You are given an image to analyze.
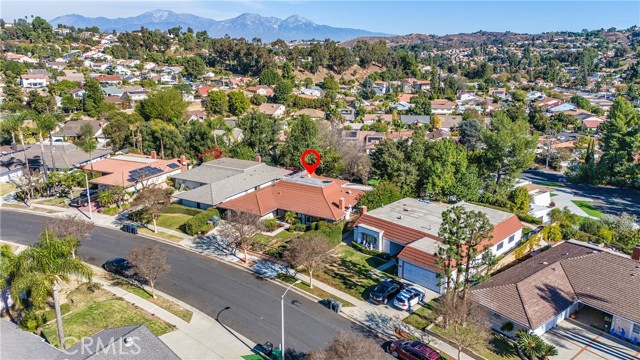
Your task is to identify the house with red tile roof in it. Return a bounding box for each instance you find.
[217,173,371,224]
[196,86,214,96]
[82,153,188,191]
[95,75,122,84]
[354,198,523,293]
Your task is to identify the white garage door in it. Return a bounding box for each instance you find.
[402,261,440,292]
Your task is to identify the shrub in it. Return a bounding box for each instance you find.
[129,209,151,224]
[162,204,202,216]
[265,244,287,259]
[263,218,279,232]
[500,322,514,332]
[517,213,542,225]
[579,218,605,236]
[182,208,220,235]
[352,242,391,260]
[293,223,307,232]
[317,221,344,246]
[19,309,46,331]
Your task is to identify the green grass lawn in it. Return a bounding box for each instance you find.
[276,273,354,307]
[550,192,558,197]
[42,284,175,348]
[156,213,193,232]
[35,197,68,207]
[252,230,299,247]
[571,200,603,218]
[114,281,193,323]
[314,245,387,301]
[138,227,183,242]
[0,183,16,196]
[429,325,519,360]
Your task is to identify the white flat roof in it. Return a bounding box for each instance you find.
[365,198,513,237]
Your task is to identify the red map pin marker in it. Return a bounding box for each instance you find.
[300,149,321,175]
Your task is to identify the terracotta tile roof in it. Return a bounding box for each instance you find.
[471,241,640,329]
[218,174,366,221]
[357,214,434,245]
[197,86,213,96]
[83,154,186,187]
[582,119,604,129]
[96,75,122,82]
[20,74,48,79]
[398,244,440,271]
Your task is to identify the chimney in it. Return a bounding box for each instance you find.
[99,120,104,129]
[255,155,262,163]
[150,150,157,159]
[179,154,187,166]
[360,205,367,215]
[339,198,345,211]
[632,246,640,261]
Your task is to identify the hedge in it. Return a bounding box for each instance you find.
[182,208,220,235]
[162,204,202,216]
[517,213,542,225]
[351,242,391,260]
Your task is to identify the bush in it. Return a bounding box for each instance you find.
[517,213,542,225]
[293,223,307,232]
[129,209,151,224]
[182,208,220,235]
[263,218,279,232]
[162,204,202,216]
[19,309,46,331]
[352,242,391,260]
[317,221,344,246]
[579,218,605,236]
[500,322,514,332]
[265,244,287,259]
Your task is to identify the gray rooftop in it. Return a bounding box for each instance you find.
[0,143,111,171]
[0,319,62,360]
[172,158,291,206]
[58,324,179,360]
[365,198,513,237]
[53,120,103,138]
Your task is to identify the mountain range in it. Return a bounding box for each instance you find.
[49,10,390,42]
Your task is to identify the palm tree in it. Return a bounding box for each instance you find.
[34,113,58,183]
[284,211,298,225]
[516,330,543,360]
[4,113,31,177]
[77,123,97,177]
[0,232,92,350]
[538,343,558,360]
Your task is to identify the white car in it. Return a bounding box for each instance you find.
[558,136,566,141]
[393,287,426,311]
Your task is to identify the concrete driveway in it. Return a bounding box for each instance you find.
[542,321,640,360]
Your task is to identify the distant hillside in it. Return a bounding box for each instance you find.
[50,9,391,42]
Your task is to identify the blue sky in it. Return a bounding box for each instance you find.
[2,1,639,35]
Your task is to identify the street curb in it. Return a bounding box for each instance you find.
[0,207,385,333]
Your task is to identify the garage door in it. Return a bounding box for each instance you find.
[402,261,440,292]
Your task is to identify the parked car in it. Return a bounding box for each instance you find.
[69,196,89,207]
[369,280,407,304]
[389,339,441,360]
[393,287,426,311]
[102,258,132,276]
[557,136,566,141]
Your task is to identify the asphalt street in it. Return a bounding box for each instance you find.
[522,170,640,219]
[0,209,374,354]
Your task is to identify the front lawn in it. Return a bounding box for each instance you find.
[156,213,193,231]
[0,183,16,196]
[115,281,193,322]
[276,273,354,307]
[41,283,175,348]
[533,180,566,188]
[430,325,519,360]
[314,245,388,301]
[403,299,436,330]
[571,200,603,218]
[252,230,299,247]
[139,227,183,242]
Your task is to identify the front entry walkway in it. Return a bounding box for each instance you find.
[542,320,640,360]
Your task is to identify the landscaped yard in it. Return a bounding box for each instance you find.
[276,273,354,307]
[114,280,193,322]
[314,245,389,301]
[42,283,175,348]
[0,183,16,196]
[156,213,193,231]
[571,200,603,218]
[430,325,519,360]
[533,180,566,188]
[34,197,69,207]
[252,229,299,248]
[139,227,183,242]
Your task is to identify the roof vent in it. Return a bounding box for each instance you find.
[397,215,404,220]
[124,337,134,347]
[542,261,548,265]
[403,208,410,212]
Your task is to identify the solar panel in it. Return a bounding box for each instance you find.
[127,166,163,182]
[167,163,180,169]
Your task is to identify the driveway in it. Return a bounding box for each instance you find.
[542,321,640,360]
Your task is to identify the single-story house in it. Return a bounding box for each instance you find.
[0,155,26,183]
[363,114,393,124]
[57,70,85,84]
[52,120,107,144]
[217,173,370,223]
[437,115,463,131]
[400,115,430,126]
[0,319,61,360]
[293,108,325,120]
[171,157,290,210]
[354,198,523,293]
[95,75,122,85]
[3,143,111,173]
[257,103,286,118]
[83,153,188,191]
[471,241,640,342]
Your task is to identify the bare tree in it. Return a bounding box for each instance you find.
[284,233,333,289]
[132,186,171,233]
[42,215,94,258]
[307,331,388,360]
[434,294,490,360]
[10,173,39,206]
[218,210,263,264]
[128,245,170,298]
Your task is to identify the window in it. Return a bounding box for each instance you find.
[508,234,515,243]
[633,323,640,334]
[497,241,504,251]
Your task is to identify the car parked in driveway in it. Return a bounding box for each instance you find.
[369,279,407,304]
[389,339,441,360]
[80,189,98,197]
[69,196,89,207]
[393,287,426,311]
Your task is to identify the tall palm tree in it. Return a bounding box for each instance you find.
[0,232,92,349]
[77,123,97,177]
[516,330,543,360]
[34,113,58,183]
[3,113,31,177]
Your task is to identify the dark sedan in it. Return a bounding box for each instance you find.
[369,280,407,305]
[102,257,132,276]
